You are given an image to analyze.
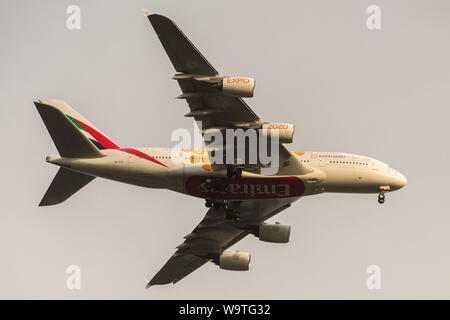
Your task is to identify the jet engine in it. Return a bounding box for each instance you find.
[258,222,291,243]
[261,123,295,143]
[221,77,255,97]
[219,250,251,271]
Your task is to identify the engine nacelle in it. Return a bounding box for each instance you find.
[261,123,295,144]
[258,222,291,243]
[219,250,251,271]
[222,77,255,97]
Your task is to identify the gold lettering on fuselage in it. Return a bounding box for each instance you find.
[198,181,292,198]
[277,184,290,197]
[230,183,241,193]
[256,184,275,195]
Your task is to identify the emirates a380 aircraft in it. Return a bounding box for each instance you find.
[35,12,406,286]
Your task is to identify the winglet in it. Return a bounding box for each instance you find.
[141,9,153,16]
[145,278,153,289]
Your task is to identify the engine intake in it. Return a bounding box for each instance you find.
[258,222,291,243]
[219,250,251,271]
[261,123,295,144]
[221,77,255,97]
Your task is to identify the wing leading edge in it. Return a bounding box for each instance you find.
[145,12,217,76]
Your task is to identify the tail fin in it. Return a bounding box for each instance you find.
[35,99,119,205]
[39,168,95,206]
[34,99,119,158]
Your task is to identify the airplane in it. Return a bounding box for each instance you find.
[34,11,407,287]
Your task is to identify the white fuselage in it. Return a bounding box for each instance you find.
[46,148,407,201]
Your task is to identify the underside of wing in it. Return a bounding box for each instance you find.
[147,254,209,287]
[147,199,294,287]
[145,12,261,129]
[145,12,312,176]
[145,12,217,75]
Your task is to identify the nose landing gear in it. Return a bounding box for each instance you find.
[378,186,390,204]
[378,191,385,204]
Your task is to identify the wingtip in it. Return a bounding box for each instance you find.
[141,9,153,16]
[145,279,153,288]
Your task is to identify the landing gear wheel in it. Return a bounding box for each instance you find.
[378,190,385,204]
[205,195,213,208]
[205,178,213,191]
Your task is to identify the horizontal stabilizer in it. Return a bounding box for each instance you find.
[39,168,95,206]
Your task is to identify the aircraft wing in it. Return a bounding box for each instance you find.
[145,12,311,175]
[144,11,261,130]
[147,198,294,287]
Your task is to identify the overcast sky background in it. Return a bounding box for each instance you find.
[1,0,450,299]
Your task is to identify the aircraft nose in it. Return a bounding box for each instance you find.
[389,168,407,190]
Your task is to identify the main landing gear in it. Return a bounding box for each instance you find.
[205,195,229,208]
[204,177,230,209]
[205,177,229,193]
[205,198,241,221]
[204,168,244,221]
[203,177,242,221]
[378,186,390,204]
[227,166,243,179]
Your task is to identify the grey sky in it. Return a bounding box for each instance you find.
[1,0,450,299]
